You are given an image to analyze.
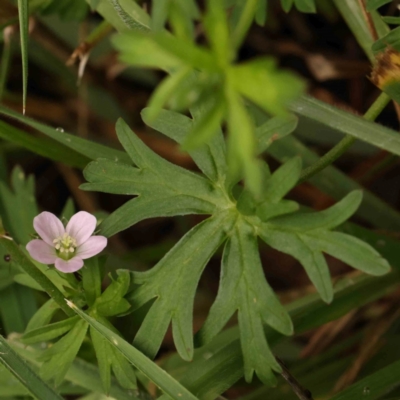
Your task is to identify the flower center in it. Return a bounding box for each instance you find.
[53,233,77,260]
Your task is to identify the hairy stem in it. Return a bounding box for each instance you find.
[299,92,391,183]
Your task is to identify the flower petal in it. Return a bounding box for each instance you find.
[77,236,107,259]
[33,212,65,246]
[66,211,97,245]
[55,257,84,273]
[26,239,57,264]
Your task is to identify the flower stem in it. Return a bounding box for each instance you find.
[299,92,391,183]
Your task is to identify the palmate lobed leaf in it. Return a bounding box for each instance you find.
[82,110,391,385]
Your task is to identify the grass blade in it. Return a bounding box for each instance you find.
[67,301,198,400]
[10,339,139,400]
[17,0,28,114]
[0,120,88,168]
[331,359,400,400]
[290,95,400,158]
[0,106,129,163]
[0,334,63,400]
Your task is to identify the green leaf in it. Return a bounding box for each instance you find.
[17,0,28,114]
[26,299,59,331]
[146,66,193,120]
[98,195,215,238]
[231,58,305,115]
[302,230,391,276]
[141,107,227,184]
[108,0,150,31]
[95,270,131,317]
[40,319,88,386]
[270,190,363,230]
[196,219,292,385]
[281,0,294,12]
[167,269,400,400]
[372,26,400,54]
[260,228,334,302]
[114,118,219,199]
[267,129,400,230]
[112,30,181,70]
[182,95,226,150]
[0,166,38,245]
[67,302,199,400]
[60,198,75,221]
[0,283,37,334]
[129,212,235,361]
[151,0,171,31]
[255,114,298,154]
[204,0,232,66]
[261,192,391,302]
[22,316,79,345]
[331,359,400,400]
[0,335,64,400]
[11,338,138,400]
[81,257,103,307]
[0,106,129,164]
[256,200,299,221]
[294,0,316,13]
[366,0,391,11]
[255,0,268,25]
[82,118,225,236]
[262,156,302,203]
[225,85,261,194]
[91,325,137,393]
[382,17,400,25]
[91,326,112,394]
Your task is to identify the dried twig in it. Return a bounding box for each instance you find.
[276,357,314,400]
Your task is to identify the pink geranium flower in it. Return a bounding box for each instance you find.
[26,211,107,273]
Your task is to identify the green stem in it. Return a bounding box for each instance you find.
[232,0,259,49]
[299,92,391,183]
[86,20,114,47]
[0,237,75,318]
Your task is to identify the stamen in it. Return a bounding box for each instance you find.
[53,233,77,258]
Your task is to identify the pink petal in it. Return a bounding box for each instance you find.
[55,257,84,273]
[66,211,97,246]
[77,236,107,259]
[33,212,65,246]
[26,239,57,265]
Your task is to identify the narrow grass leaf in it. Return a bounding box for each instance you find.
[0,106,129,163]
[68,302,199,400]
[331,359,400,400]
[290,95,400,157]
[0,335,64,400]
[17,0,28,114]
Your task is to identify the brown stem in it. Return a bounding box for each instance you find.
[276,357,314,400]
[358,0,378,41]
